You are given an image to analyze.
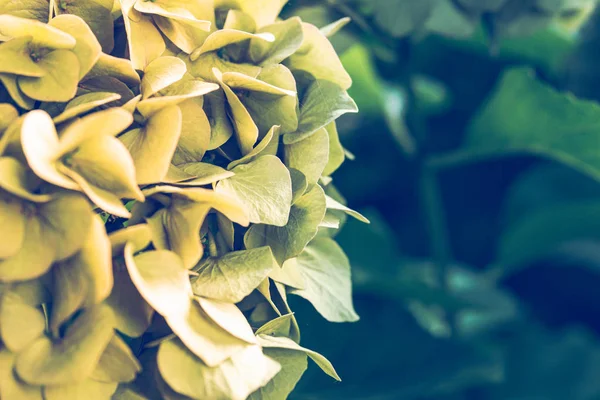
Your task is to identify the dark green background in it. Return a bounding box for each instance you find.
[281,1,600,399]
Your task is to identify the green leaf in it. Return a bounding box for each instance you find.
[284,126,329,185]
[497,199,600,272]
[192,247,278,303]
[289,238,359,323]
[257,334,340,381]
[434,68,600,181]
[283,79,357,144]
[248,348,308,400]
[245,184,326,265]
[15,305,115,385]
[371,0,435,37]
[216,155,293,226]
[157,339,281,400]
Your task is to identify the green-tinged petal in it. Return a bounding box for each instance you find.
[269,257,305,289]
[228,125,277,169]
[0,14,76,49]
[168,162,233,186]
[0,103,18,133]
[204,90,234,150]
[44,379,117,400]
[50,215,112,334]
[0,73,35,109]
[289,238,359,322]
[284,127,329,185]
[0,37,45,77]
[226,0,288,28]
[325,194,369,223]
[91,335,142,383]
[192,247,277,303]
[58,108,133,154]
[16,305,115,385]
[320,17,351,37]
[0,0,49,22]
[42,192,94,260]
[140,56,187,99]
[322,121,344,176]
[245,184,326,265]
[0,291,45,352]
[49,14,102,79]
[285,22,351,90]
[85,52,141,86]
[171,98,211,166]
[196,297,257,344]
[18,50,80,102]
[243,64,298,134]
[0,350,42,400]
[120,105,182,184]
[216,155,292,226]
[222,71,296,96]
[147,199,210,269]
[120,0,165,70]
[125,246,192,317]
[190,30,274,60]
[69,134,143,200]
[284,79,357,144]
[61,167,133,218]
[249,17,303,66]
[137,80,218,118]
[105,258,154,338]
[289,168,307,205]
[248,348,307,400]
[0,215,56,281]
[53,92,121,124]
[257,334,340,381]
[158,339,281,400]
[213,67,258,155]
[78,76,136,107]
[167,299,250,367]
[0,195,25,259]
[133,0,212,54]
[21,110,78,190]
[54,0,115,53]
[189,51,262,82]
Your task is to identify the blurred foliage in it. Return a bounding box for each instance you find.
[280,0,600,399]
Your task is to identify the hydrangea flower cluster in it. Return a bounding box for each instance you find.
[0,1,367,398]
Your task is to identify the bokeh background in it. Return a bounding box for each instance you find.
[280,1,600,399]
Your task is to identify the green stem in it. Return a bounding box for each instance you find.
[420,165,455,334]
